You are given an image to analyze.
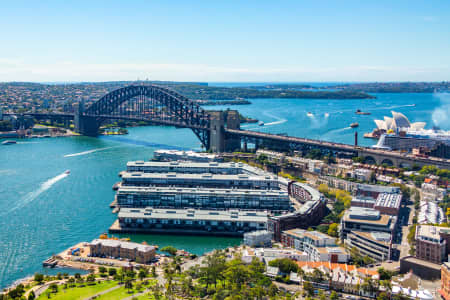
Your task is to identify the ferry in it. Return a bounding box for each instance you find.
[64,170,70,174]
[355,109,371,115]
[2,140,17,145]
[350,122,359,128]
[258,121,264,126]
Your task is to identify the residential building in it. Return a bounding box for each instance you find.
[345,231,392,261]
[281,228,349,263]
[415,225,448,264]
[243,230,272,247]
[288,182,324,203]
[440,262,450,300]
[340,207,397,239]
[89,239,156,263]
[268,199,326,241]
[418,201,445,224]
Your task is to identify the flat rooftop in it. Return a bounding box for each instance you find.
[121,172,278,181]
[117,186,288,197]
[344,208,393,226]
[350,230,391,246]
[357,184,400,194]
[416,225,446,242]
[375,193,402,209]
[127,161,266,174]
[283,228,335,242]
[90,239,156,252]
[118,207,268,223]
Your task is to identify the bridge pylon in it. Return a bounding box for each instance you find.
[208,110,241,153]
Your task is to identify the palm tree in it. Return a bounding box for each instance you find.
[124,277,133,294]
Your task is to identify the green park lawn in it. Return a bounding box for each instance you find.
[96,279,157,300]
[36,280,117,300]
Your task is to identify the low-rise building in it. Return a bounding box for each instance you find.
[373,192,402,216]
[340,207,397,240]
[89,239,156,263]
[243,230,272,247]
[345,231,392,261]
[281,228,349,263]
[418,201,445,224]
[440,262,450,300]
[415,225,449,264]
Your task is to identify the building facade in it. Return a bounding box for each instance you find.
[116,186,290,211]
[415,225,448,264]
[89,239,156,263]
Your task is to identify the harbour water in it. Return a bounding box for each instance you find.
[0,92,448,288]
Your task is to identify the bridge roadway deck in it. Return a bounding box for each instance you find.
[226,129,450,168]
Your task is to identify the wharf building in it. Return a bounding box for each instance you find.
[116,186,290,212]
[89,239,156,264]
[280,229,349,263]
[153,149,222,162]
[415,225,450,264]
[110,207,268,236]
[126,161,267,176]
[120,172,280,190]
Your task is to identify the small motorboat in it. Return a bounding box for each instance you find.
[64,170,70,174]
[258,121,264,126]
[307,112,314,117]
[355,109,371,115]
[350,122,359,128]
[2,140,17,145]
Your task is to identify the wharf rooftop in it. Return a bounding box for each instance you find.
[126,160,269,176]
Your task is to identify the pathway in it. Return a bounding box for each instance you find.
[83,284,121,300]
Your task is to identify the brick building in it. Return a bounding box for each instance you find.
[89,239,156,264]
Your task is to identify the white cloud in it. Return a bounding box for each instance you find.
[0,59,448,82]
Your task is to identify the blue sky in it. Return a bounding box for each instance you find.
[0,0,449,82]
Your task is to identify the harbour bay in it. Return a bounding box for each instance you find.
[0,92,447,289]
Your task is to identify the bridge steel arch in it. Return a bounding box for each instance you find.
[77,85,211,148]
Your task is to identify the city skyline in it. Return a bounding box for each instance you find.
[0,0,449,82]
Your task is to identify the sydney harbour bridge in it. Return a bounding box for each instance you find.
[6,84,449,168]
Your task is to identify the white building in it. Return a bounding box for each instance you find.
[243,230,272,247]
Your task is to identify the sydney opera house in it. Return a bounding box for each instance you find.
[371,111,450,158]
[374,111,427,133]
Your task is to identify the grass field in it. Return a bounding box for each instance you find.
[36,280,117,300]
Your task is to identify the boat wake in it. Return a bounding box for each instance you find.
[262,112,287,127]
[5,172,69,215]
[64,146,115,157]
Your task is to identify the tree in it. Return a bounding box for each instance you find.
[125,278,133,293]
[49,283,58,293]
[74,273,81,279]
[327,223,339,237]
[99,266,106,274]
[330,290,339,300]
[68,277,75,286]
[303,281,314,296]
[34,273,44,284]
[268,258,298,274]
[138,268,148,281]
[161,245,178,256]
[377,292,389,300]
[86,274,96,283]
[28,290,36,300]
[151,265,157,277]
